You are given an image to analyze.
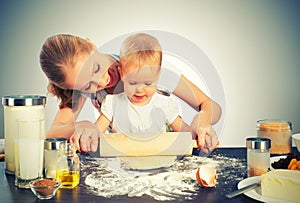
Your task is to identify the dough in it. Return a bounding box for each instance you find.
[120,156,177,170]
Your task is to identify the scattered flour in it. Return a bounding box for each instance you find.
[81,153,246,201]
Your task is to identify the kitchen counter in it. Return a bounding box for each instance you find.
[0,148,297,203]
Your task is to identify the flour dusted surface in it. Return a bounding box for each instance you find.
[81,153,246,201]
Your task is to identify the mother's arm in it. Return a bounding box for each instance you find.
[46,107,78,139]
[172,75,222,152]
[46,97,100,152]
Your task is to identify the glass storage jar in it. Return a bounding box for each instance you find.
[257,119,292,154]
[246,137,271,177]
[2,95,46,174]
[44,138,67,178]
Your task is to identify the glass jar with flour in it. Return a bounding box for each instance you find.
[2,95,46,174]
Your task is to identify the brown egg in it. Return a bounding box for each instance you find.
[196,165,217,187]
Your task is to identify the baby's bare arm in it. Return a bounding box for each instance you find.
[95,114,111,133]
[170,116,192,133]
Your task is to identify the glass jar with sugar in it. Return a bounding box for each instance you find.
[257,119,292,154]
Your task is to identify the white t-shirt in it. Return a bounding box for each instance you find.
[100,92,182,134]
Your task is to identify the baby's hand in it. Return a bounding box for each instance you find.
[69,121,101,153]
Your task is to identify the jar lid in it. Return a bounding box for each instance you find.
[246,137,271,150]
[44,138,68,150]
[2,95,46,106]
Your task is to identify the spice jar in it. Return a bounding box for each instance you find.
[56,143,80,189]
[44,138,67,178]
[246,137,271,177]
[2,95,46,174]
[257,119,292,154]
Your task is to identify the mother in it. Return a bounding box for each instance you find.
[40,33,222,153]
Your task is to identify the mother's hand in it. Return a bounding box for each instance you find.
[191,113,219,153]
[69,121,101,153]
[202,128,219,153]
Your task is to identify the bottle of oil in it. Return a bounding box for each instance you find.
[56,142,80,189]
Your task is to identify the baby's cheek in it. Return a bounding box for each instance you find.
[145,86,157,96]
[124,85,134,93]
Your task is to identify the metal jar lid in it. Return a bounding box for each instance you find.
[44,138,68,150]
[2,95,46,106]
[246,137,271,150]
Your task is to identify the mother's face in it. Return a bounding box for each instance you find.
[64,51,120,93]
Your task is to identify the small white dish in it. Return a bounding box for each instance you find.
[292,133,300,152]
[270,155,287,170]
[238,176,293,203]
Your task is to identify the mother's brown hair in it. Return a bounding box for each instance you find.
[40,34,95,109]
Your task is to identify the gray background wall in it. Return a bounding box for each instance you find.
[0,0,299,147]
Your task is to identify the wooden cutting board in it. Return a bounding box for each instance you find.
[99,132,194,157]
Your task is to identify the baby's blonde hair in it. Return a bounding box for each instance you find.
[120,33,162,70]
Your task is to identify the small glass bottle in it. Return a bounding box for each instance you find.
[44,138,67,178]
[56,143,80,189]
[246,137,271,177]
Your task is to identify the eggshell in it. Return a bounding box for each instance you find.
[196,165,217,187]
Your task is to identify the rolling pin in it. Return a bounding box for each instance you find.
[100,132,194,157]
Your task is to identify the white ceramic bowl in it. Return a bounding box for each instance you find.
[292,133,300,152]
